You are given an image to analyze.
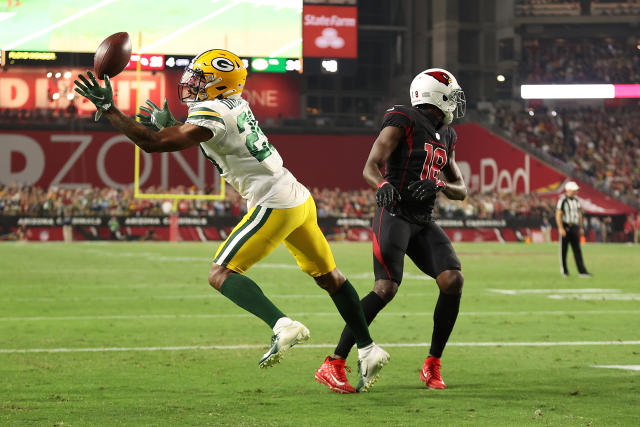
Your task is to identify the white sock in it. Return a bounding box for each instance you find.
[357,342,375,359]
[273,317,293,334]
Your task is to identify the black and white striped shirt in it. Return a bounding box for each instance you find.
[556,195,581,225]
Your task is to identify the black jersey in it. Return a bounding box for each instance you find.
[380,105,457,224]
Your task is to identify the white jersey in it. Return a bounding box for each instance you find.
[186,96,309,209]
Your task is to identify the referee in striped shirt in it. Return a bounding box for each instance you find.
[555,181,591,277]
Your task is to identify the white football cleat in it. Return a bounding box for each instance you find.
[258,320,310,368]
[356,344,390,392]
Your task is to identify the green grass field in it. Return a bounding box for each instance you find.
[1,242,639,426]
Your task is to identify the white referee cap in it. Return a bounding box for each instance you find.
[565,181,579,191]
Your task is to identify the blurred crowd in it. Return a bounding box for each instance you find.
[436,191,556,220]
[521,37,640,83]
[0,184,244,218]
[494,105,640,206]
[0,104,79,125]
[516,0,640,17]
[0,183,556,221]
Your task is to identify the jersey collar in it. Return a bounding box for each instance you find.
[416,106,444,130]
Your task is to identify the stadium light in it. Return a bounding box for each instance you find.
[497,74,506,82]
[46,72,53,78]
[63,71,72,78]
[52,92,60,100]
[67,93,74,100]
[521,84,640,99]
[321,59,338,73]
[521,84,614,99]
[54,72,61,78]
[251,58,269,71]
[614,84,640,98]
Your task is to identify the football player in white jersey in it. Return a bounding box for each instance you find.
[74,49,388,392]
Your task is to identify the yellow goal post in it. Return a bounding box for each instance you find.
[130,32,225,241]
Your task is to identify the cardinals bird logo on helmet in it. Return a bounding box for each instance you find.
[410,68,465,125]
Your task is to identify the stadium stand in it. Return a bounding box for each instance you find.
[0,183,559,222]
[493,106,640,208]
[521,38,640,83]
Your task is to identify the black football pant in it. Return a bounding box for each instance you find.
[560,223,588,275]
[333,208,461,359]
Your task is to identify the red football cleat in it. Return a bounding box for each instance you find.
[315,356,356,394]
[420,356,446,389]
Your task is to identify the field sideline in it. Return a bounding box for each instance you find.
[1,242,639,425]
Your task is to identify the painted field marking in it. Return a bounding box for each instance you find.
[74,249,430,279]
[592,365,640,371]
[489,288,639,300]
[1,291,441,302]
[489,289,620,295]
[1,310,639,322]
[139,1,242,53]
[1,341,639,354]
[2,0,117,50]
[549,294,640,301]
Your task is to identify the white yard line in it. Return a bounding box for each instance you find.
[269,37,302,57]
[489,289,620,295]
[549,294,640,301]
[1,340,639,354]
[1,310,638,322]
[592,365,640,371]
[139,1,242,53]
[0,12,16,24]
[2,0,118,50]
[2,292,443,302]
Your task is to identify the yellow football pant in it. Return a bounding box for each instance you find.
[213,196,336,277]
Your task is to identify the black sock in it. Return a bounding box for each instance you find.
[429,292,461,358]
[334,291,387,358]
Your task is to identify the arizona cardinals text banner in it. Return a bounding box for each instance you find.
[303,5,358,58]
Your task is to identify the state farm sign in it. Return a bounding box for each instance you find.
[303,5,358,58]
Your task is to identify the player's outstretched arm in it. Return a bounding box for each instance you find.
[440,150,467,200]
[74,71,211,153]
[104,106,210,153]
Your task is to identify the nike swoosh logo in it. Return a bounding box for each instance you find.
[329,373,345,386]
[422,368,429,378]
[94,95,104,100]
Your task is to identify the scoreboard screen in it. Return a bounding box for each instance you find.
[0,0,302,57]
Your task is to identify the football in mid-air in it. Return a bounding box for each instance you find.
[93,32,132,80]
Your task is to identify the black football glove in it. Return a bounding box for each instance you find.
[407,179,446,201]
[376,181,401,210]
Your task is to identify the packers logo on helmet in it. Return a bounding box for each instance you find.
[178,49,247,102]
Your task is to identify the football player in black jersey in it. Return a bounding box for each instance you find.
[316,69,467,393]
